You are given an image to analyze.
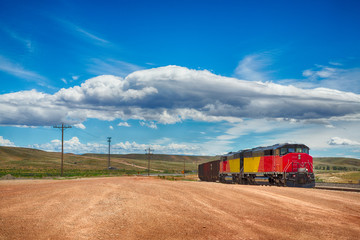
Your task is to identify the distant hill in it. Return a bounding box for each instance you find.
[0,146,214,175]
[313,157,360,170]
[83,153,215,163]
[1,146,359,178]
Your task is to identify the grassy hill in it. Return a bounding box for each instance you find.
[0,146,214,178]
[1,146,359,183]
[313,157,360,183]
[313,157,360,170]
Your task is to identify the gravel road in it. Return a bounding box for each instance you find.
[1,176,359,240]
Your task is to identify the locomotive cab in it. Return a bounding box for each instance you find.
[276,144,315,188]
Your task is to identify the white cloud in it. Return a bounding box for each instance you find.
[109,125,113,130]
[74,123,86,129]
[216,119,285,141]
[249,119,360,155]
[302,64,360,93]
[0,65,360,127]
[328,137,360,146]
[234,53,273,81]
[118,122,130,127]
[329,61,342,66]
[0,55,47,85]
[32,137,105,153]
[57,19,109,45]
[61,78,67,84]
[140,121,157,129]
[55,74,157,104]
[0,136,15,146]
[302,66,336,79]
[30,137,203,155]
[87,58,143,77]
[1,27,34,52]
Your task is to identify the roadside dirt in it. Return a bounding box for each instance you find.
[0,176,359,240]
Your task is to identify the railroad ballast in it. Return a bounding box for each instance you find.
[199,143,315,188]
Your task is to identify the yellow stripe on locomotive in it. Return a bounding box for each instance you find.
[229,158,240,172]
[243,156,261,173]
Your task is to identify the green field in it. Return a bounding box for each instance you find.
[313,157,360,171]
[1,146,359,183]
[312,157,360,183]
[0,146,215,178]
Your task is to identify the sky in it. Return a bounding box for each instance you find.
[0,0,360,158]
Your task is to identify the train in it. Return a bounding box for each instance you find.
[198,143,315,188]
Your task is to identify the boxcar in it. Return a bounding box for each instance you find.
[198,160,220,182]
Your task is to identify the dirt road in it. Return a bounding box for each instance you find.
[0,177,359,240]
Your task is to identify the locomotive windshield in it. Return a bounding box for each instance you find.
[280,146,309,155]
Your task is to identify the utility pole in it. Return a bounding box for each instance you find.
[145,147,154,176]
[53,123,72,176]
[107,137,111,169]
[184,158,186,177]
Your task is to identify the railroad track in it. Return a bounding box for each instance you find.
[315,182,360,192]
[222,181,360,192]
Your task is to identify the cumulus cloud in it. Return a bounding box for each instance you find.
[31,137,105,153]
[140,121,157,129]
[55,74,158,104]
[30,137,202,155]
[328,137,360,146]
[1,65,360,127]
[118,122,130,127]
[74,123,86,129]
[0,136,15,146]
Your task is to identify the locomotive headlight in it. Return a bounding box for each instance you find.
[298,154,301,160]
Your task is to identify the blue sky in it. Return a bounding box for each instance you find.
[1,0,360,158]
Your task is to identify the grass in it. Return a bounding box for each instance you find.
[313,157,360,171]
[157,174,199,181]
[314,171,360,184]
[0,168,148,179]
[0,146,212,179]
[1,146,360,183]
[313,157,360,183]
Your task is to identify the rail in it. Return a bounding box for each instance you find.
[314,183,360,192]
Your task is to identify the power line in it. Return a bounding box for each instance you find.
[145,147,154,176]
[72,127,99,139]
[53,124,72,176]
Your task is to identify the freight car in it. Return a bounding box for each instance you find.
[198,143,315,188]
[198,160,220,182]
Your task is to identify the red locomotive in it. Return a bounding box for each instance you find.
[198,143,315,187]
